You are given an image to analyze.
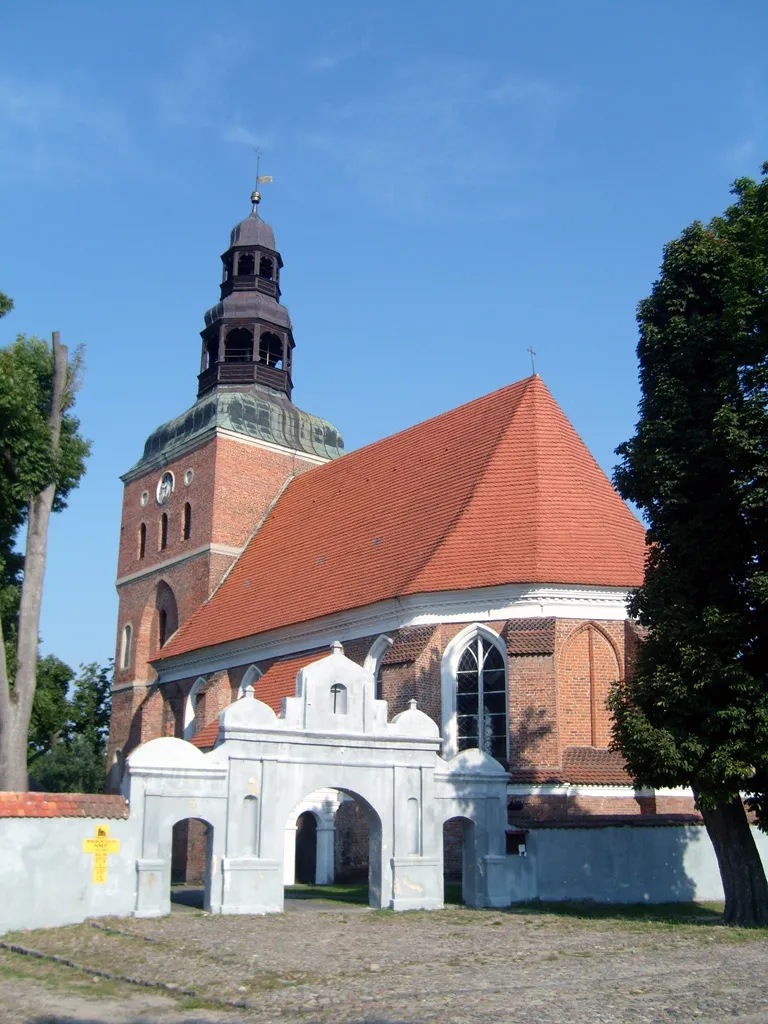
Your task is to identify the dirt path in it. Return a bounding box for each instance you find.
[2,902,767,1023]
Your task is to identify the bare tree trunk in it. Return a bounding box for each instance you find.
[0,333,68,792]
[697,792,768,927]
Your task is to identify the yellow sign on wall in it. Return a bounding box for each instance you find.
[82,824,120,884]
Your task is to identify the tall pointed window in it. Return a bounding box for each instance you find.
[456,635,507,760]
[183,502,191,540]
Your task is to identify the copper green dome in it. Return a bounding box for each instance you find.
[122,389,344,482]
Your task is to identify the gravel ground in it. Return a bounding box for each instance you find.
[1,898,767,1024]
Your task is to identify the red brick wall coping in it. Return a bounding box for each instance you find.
[0,793,129,819]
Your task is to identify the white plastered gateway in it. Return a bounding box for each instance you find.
[126,642,510,915]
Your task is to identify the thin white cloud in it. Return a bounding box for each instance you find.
[0,75,135,182]
[306,37,372,73]
[151,33,247,129]
[222,125,275,150]
[298,59,576,214]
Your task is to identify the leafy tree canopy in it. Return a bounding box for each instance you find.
[28,654,74,759]
[29,661,112,793]
[611,164,768,815]
[0,334,91,653]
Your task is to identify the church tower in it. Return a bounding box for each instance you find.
[108,189,344,773]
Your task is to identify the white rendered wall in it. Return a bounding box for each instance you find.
[509,825,768,904]
[0,817,138,934]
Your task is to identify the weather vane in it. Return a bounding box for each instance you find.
[527,345,537,375]
[251,147,274,207]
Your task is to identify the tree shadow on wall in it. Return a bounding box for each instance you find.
[510,704,553,775]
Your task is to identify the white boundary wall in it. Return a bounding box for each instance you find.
[507,824,768,904]
[0,817,138,934]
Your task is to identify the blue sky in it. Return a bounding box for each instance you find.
[1,1,766,672]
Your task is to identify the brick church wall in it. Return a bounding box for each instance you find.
[555,619,626,754]
[110,431,322,766]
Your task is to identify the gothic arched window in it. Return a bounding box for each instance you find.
[456,635,507,759]
[259,331,283,369]
[224,327,254,363]
[259,256,273,280]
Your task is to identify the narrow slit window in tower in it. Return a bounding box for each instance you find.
[160,513,168,550]
[121,624,132,671]
[159,609,168,647]
[224,327,253,363]
[183,502,191,540]
[139,523,146,560]
[259,331,283,369]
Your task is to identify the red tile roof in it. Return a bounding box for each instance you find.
[562,746,634,786]
[161,377,646,661]
[508,746,634,786]
[381,626,436,666]
[189,651,324,749]
[505,617,556,656]
[0,792,128,818]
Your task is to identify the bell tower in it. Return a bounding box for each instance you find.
[199,189,295,400]
[107,188,344,780]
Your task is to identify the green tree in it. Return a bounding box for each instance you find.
[28,654,74,759]
[0,325,91,790]
[611,164,768,926]
[29,662,112,793]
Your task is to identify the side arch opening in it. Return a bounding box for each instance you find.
[442,815,478,907]
[171,817,215,911]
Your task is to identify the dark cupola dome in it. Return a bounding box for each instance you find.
[229,191,277,250]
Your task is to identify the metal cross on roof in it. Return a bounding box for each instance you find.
[527,346,537,375]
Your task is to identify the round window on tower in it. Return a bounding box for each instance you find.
[140,491,149,507]
[184,468,194,486]
[156,472,174,505]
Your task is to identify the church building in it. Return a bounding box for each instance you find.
[108,189,695,881]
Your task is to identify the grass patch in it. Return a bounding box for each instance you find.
[0,949,140,1001]
[505,900,726,925]
[285,882,369,904]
